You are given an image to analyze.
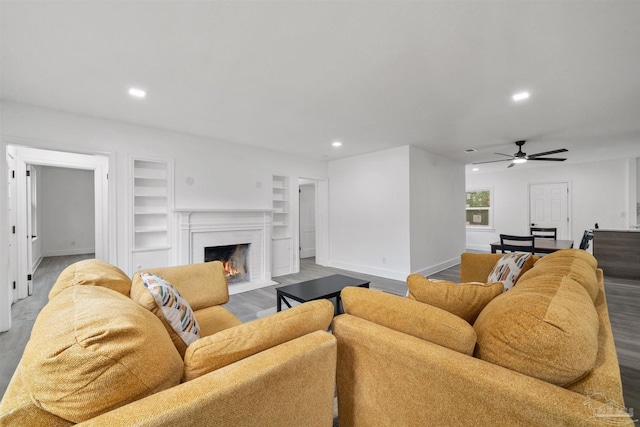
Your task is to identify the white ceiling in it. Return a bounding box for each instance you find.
[1,1,639,169]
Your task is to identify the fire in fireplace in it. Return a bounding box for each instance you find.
[204,244,250,284]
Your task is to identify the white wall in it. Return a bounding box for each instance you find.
[329,146,412,279]
[466,158,638,251]
[0,101,329,331]
[40,166,95,256]
[328,145,466,280]
[409,146,466,275]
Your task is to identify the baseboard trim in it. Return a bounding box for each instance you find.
[466,244,490,252]
[32,256,43,273]
[42,248,95,257]
[328,260,408,281]
[412,256,461,277]
[329,256,465,282]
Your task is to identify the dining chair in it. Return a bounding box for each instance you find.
[529,227,557,240]
[579,230,594,250]
[499,234,536,254]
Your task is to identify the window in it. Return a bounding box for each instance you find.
[466,189,492,229]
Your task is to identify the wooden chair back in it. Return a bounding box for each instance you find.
[530,227,557,240]
[499,234,536,254]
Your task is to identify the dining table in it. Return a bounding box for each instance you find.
[490,238,574,254]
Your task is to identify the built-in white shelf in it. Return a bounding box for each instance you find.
[131,158,173,272]
[271,174,293,276]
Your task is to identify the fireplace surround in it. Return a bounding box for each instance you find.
[175,209,276,294]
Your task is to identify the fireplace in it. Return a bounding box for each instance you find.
[205,244,250,284]
[176,209,276,294]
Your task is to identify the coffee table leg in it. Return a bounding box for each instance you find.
[277,292,282,312]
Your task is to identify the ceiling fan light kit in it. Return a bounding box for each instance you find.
[472,140,568,168]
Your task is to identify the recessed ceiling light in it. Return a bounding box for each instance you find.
[512,91,530,101]
[472,167,479,172]
[464,148,477,153]
[128,87,147,98]
[332,141,342,147]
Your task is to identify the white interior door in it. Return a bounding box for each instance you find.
[529,182,569,239]
[299,183,316,259]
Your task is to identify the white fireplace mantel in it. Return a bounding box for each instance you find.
[174,209,276,294]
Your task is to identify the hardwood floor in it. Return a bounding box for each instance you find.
[1,255,638,418]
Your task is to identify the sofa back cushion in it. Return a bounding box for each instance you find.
[518,249,599,301]
[474,275,599,386]
[341,287,477,356]
[406,274,503,324]
[132,261,229,311]
[20,286,183,423]
[460,253,538,284]
[49,259,131,300]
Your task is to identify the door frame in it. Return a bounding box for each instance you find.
[294,176,329,272]
[11,146,110,300]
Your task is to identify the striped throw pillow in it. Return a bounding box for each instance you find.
[139,271,200,346]
[487,253,532,291]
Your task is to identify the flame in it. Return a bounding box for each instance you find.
[223,261,241,278]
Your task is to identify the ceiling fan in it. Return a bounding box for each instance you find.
[473,140,568,168]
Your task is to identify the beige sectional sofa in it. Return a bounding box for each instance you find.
[333,249,633,426]
[0,260,337,426]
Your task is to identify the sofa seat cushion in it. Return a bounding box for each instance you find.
[518,249,599,301]
[474,275,599,386]
[193,305,243,338]
[341,286,477,355]
[20,286,183,423]
[48,259,131,300]
[183,299,334,381]
[406,274,503,324]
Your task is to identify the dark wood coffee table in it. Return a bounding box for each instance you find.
[276,274,370,316]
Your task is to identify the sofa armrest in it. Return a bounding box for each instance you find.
[79,331,337,427]
[183,299,334,381]
[333,315,632,427]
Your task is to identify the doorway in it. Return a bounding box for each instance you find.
[299,180,316,260]
[296,177,329,271]
[7,145,109,302]
[529,182,570,240]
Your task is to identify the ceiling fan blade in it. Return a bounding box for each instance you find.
[507,162,516,168]
[528,148,568,158]
[528,157,567,161]
[494,153,514,158]
[472,159,513,165]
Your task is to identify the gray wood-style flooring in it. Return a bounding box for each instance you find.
[1,255,638,417]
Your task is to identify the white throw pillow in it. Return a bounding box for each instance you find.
[487,253,532,291]
[139,271,201,346]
